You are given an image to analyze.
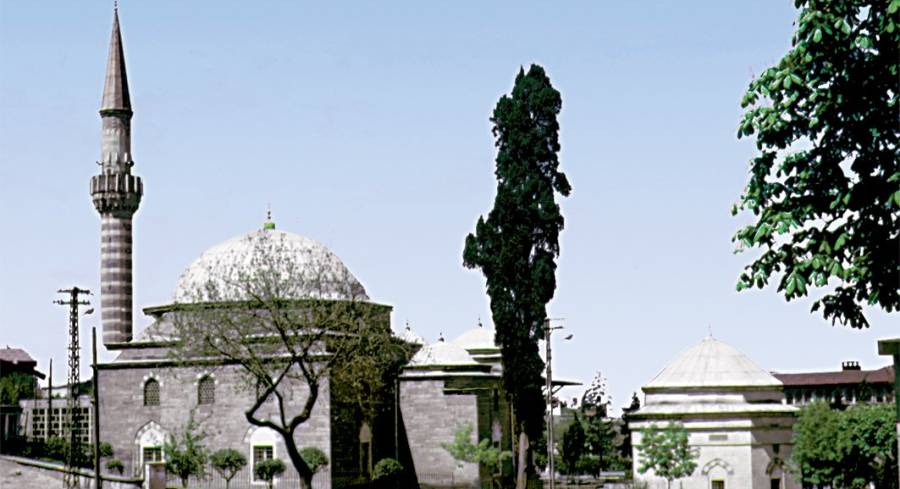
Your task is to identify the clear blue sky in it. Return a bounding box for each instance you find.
[0,2,894,413]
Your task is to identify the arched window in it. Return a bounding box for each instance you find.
[198,376,215,405]
[144,379,160,406]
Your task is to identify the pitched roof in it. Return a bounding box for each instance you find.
[0,347,35,364]
[773,365,894,386]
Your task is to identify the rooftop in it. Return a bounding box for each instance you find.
[645,335,781,390]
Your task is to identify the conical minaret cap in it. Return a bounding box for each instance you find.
[100,8,131,113]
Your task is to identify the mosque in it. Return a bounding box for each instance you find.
[33,7,829,489]
[86,8,513,489]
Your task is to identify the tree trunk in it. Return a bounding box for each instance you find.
[515,431,529,489]
[283,433,314,489]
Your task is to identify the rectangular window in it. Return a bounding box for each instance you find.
[252,445,274,482]
[709,434,728,442]
[712,480,725,489]
[143,446,163,464]
[770,478,781,489]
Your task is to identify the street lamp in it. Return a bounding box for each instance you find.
[545,319,571,489]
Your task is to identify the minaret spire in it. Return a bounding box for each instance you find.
[90,6,143,347]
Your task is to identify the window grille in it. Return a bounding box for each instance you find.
[198,376,215,405]
[143,446,163,464]
[144,379,160,406]
[712,481,725,489]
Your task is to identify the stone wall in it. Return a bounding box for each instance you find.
[97,361,331,486]
[400,378,479,488]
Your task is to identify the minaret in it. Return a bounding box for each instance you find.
[90,6,143,347]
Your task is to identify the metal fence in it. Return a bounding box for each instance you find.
[166,463,330,489]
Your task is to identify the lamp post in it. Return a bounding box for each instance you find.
[545,319,571,489]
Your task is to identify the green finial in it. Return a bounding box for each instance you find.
[263,206,276,230]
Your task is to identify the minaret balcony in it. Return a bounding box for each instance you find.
[90,173,143,215]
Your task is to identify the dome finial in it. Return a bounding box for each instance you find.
[438,332,445,342]
[477,316,483,328]
[263,204,276,230]
[706,323,713,340]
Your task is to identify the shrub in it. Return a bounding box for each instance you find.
[45,437,67,462]
[300,446,328,473]
[210,448,247,489]
[254,459,286,489]
[373,458,403,486]
[99,442,114,458]
[106,459,124,475]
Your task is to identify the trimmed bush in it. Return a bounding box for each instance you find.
[106,458,124,475]
[254,458,286,489]
[300,446,329,474]
[373,458,404,487]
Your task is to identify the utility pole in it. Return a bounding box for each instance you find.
[47,358,53,440]
[55,287,91,489]
[91,327,102,489]
[544,318,570,489]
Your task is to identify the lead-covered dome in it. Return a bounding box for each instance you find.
[645,336,780,389]
[174,227,368,303]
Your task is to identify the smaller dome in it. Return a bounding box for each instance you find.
[407,341,478,367]
[645,336,781,389]
[397,323,425,345]
[454,326,499,352]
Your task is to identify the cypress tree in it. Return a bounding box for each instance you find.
[464,64,571,488]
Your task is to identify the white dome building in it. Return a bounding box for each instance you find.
[629,335,799,489]
[174,226,368,303]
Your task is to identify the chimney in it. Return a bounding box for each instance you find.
[842,361,861,371]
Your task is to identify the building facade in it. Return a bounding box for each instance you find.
[629,336,800,489]
[774,361,895,407]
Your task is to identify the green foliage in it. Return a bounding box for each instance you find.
[0,372,36,404]
[105,458,124,475]
[463,64,570,456]
[99,442,114,458]
[560,417,586,473]
[254,458,286,489]
[442,424,512,468]
[45,437,67,462]
[792,401,898,489]
[636,422,698,487]
[734,0,899,328]
[210,448,247,489]
[373,458,404,480]
[299,446,328,474]
[164,414,208,489]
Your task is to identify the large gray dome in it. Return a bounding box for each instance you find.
[173,228,368,303]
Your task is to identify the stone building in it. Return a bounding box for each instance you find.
[76,8,514,489]
[399,326,512,489]
[629,335,800,489]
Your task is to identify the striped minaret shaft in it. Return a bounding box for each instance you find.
[90,7,143,348]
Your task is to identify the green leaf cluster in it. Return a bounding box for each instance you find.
[210,448,247,489]
[636,422,698,486]
[442,424,513,468]
[733,0,899,328]
[372,458,404,481]
[0,372,36,404]
[792,401,897,489]
[254,458,286,489]
[299,446,328,474]
[463,64,571,444]
[164,413,209,489]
